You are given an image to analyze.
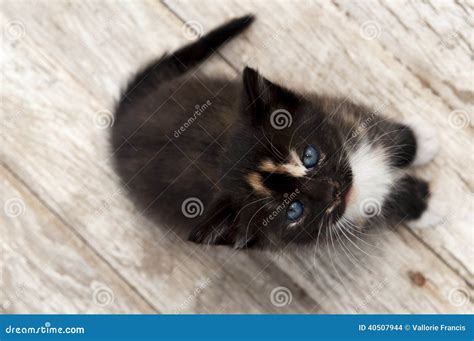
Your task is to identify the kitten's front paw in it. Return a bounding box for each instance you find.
[406,186,446,229]
[406,117,440,166]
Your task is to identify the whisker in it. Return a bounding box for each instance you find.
[336,219,383,258]
[244,199,275,248]
[232,196,272,225]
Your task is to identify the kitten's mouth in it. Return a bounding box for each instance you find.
[326,185,352,218]
[328,185,352,219]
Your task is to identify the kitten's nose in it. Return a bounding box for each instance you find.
[310,181,342,202]
[331,183,340,199]
[320,182,340,202]
[328,181,343,201]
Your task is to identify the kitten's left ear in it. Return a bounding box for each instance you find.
[242,66,300,125]
[188,194,250,247]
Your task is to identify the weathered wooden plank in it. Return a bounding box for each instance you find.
[163,0,473,312]
[332,0,473,111]
[2,0,472,313]
[0,165,154,313]
[1,0,318,313]
[272,226,473,313]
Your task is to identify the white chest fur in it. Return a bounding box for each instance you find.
[344,140,401,222]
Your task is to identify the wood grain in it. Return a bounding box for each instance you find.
[0,164,154,313]
[1,0,317,313]
[164,0,473,312]
[1,0,472,313]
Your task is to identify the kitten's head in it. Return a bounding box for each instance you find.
[189,67,353,249]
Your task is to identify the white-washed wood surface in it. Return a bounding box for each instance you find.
[1,0,472,313]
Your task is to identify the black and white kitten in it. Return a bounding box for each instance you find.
[112,16,440,250]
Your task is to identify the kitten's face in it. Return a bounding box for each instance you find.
[189,67,353,249]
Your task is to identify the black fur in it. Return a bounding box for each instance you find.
[111,16,431,250]
[383,175,429,223]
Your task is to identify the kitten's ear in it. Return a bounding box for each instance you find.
[242,67,300,125]
[188,195,242,247]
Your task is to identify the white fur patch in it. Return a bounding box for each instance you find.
[406,117,440,166]
[344,140,401,222]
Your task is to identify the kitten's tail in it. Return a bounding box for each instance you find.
[166,15,254,75]
[119,15,254,105]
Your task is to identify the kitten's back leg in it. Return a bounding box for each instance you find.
[367,118,438,168]
[382,175,429,224]
[404,117,440,166]
[382,175,446,229]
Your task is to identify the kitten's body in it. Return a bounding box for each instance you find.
[113,75,239,232]
[112,16,438,249]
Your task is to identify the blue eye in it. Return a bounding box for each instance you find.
[302,145,319,168]
[287,200,304,222]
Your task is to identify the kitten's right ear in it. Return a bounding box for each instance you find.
[242,67,300,126]
[242,67,268,116]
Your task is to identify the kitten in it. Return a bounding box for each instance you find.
[112,15,439,250]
